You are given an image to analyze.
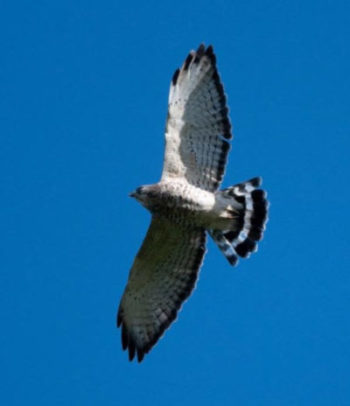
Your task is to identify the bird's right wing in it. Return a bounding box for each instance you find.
[161,44,232,192]
[117,216,206,362]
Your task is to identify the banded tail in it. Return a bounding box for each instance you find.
[210,177,268,266]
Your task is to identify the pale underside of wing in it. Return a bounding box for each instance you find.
[117,216,206,362]
[161,44,232,192]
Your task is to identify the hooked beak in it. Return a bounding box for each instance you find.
[129,191,136,198]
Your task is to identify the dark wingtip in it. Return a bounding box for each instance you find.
[194,43,206,63]
[172,68,180,86]
[128,340,136,361]
[206,44,213,54]
[120,321,146,363]
[183,53,193,71]
[137,349,145,363]
[196,43,206,53]
[116,307,122,327]
[205,44,216,64]
[181,44,216,74]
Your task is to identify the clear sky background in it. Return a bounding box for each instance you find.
[1,1,350,405]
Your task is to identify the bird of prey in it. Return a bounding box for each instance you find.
[117,44,268,362]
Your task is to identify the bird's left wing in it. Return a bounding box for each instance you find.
[117,216,206,362]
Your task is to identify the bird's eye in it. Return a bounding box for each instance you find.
[136,187,143,194]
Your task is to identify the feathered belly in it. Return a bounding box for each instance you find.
[148,181,218,228]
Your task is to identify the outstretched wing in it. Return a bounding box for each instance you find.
[161,44,232,192]
[117,217,206,362]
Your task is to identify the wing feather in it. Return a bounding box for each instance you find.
[162,44,232,191]
[117,216,206,362]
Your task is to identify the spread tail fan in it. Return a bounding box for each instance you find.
[210,177,269,266]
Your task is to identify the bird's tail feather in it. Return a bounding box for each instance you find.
[210,177,268,266]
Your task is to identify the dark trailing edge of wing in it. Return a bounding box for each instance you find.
[117,232,206,363]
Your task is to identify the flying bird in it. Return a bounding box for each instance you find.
[117,44,269,362]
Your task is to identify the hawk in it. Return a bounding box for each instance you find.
[117,44,268,362]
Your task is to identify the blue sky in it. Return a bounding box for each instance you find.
[1,1,349,405]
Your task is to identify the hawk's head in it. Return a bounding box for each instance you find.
[129,185,159,209]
